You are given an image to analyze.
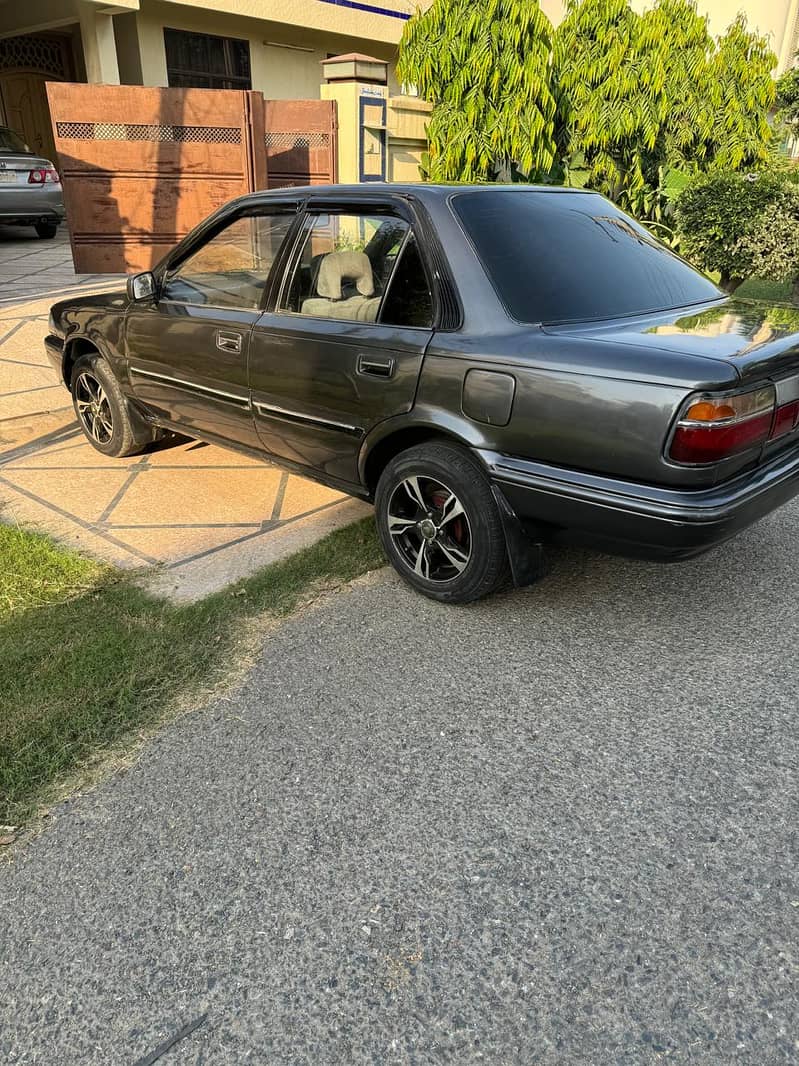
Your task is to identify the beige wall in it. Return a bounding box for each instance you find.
[387,95,430,182]
[0,0,406,94]
[149,0,412,47]
[113,11,144,84]
[116,0,401,98]
[0,0,137,41]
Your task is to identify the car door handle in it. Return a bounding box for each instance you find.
[216,330,242,354]
[357,355,395,378]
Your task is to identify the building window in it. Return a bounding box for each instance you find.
[164,29,251,90]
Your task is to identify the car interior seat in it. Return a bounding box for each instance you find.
[301,250,382,322]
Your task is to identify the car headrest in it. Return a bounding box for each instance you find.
[316,250,374,299]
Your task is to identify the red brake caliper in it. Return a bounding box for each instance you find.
[430,489,465,545]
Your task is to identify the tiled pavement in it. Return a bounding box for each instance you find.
[0,229,370,600]
[0,224,116,305]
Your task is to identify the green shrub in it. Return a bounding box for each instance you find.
[734,192,799,300]
[675,169,789,288]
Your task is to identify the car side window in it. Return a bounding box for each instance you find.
[378,233,434,329]
[162,212,295,311]
[280,212,410,324]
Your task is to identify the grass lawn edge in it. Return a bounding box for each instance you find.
[1,515,386,835]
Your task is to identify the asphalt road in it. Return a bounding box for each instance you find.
[1,506,798,1065]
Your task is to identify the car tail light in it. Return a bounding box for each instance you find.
[771,398,799,440]
[28,168,60,184]
[669,385,777,464]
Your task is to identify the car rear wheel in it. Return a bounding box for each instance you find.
[375,441,510,603]
[70,354,152,457]
[35,221,58,239]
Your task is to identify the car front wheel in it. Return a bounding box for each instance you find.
[375,441,510,604]
[70,354,153,457]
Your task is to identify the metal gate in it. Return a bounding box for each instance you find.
[264,99,337,188]
[46,84,337,274]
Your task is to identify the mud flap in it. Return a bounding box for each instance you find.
[491,483,546,587]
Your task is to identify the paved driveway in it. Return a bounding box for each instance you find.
[2,509,798,1064]
[0,233,369,599]
[0,224,111,305]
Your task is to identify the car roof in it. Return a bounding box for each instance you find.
[238,183,596,203]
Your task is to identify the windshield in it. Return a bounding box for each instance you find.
[0,127,30,153]
[452,189,721,325]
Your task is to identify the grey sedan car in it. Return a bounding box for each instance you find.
[0,126,64,238]
[45,183,799,602]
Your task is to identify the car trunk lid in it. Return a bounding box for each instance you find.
[0,152,54,188]
[543,298,799,384]
[545,297,799,468]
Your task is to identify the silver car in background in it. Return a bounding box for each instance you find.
[0,126,65,239]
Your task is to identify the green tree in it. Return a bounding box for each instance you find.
[641,0,715,166]
[397,0,777,203]
[553,0,667,210]
[774,64,799,144]
[396,0,557,182]
[707,15,775,169]
[553,1,775,211]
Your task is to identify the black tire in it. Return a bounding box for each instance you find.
[70,353,153,457]
[375,441,510,604]
[35,221,58,239]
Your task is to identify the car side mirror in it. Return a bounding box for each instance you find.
[127,271,157,301]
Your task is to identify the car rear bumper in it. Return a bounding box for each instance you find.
[480,446,799,560]
[0,185,65,225]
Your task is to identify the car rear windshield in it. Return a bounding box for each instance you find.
[0,127,29,154]
[452,189,721,325]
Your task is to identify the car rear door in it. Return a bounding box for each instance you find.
[125,205,297,449]
[248,201,435,487]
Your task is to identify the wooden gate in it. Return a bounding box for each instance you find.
[264,99,337,188]
[46,83,267,274]
[47,85,338,273]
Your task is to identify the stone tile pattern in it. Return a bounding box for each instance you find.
[0,224,117,305]
[0,420,350,574]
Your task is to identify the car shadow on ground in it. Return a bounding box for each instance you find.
[492,499,797,637]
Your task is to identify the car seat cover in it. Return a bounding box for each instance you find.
[316,251,374,299]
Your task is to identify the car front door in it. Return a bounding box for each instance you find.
[125,206,297,449]
[248,205,435,487]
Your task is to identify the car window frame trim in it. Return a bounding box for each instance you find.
[154,198,304,315]
[375,228,436,330]
[273,203,416,327]
[274,210,431,331]
[270,194,447,332]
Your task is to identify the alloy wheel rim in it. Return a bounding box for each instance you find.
[387,475,472,582]
[75,372,114,445]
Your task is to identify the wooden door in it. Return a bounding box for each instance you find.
[0,32,73,161]
[45,83,268,274]
[0,72,56,159]
[264,99,337,188]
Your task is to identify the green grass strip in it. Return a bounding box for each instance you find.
[0,518,384,826]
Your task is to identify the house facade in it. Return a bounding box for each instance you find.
[1,0,797,166]
[0,0,414,159]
